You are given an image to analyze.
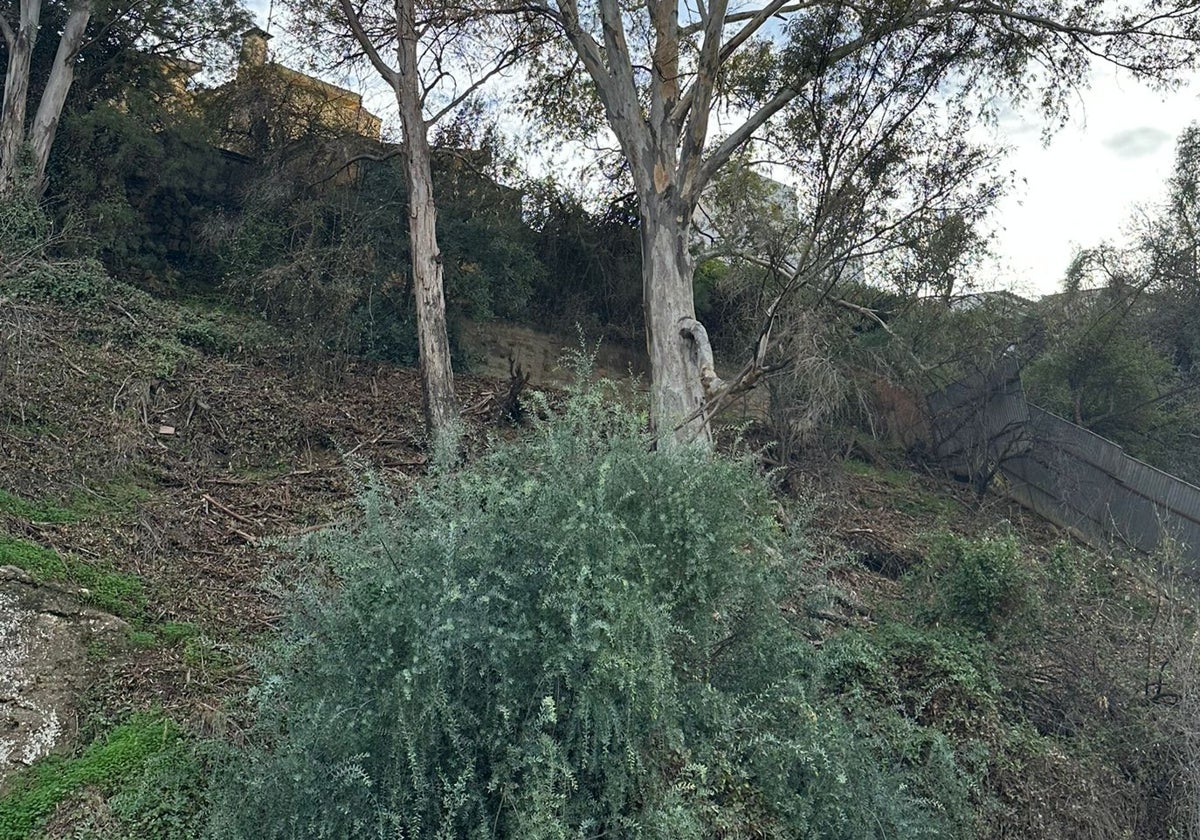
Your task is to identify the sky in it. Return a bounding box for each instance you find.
[983,67,1200,298]
[242,3,1199,300]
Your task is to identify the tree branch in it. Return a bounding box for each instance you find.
[696,11,933,191]
[307,146,404,188]
[425,42,525,126]
[556,0,650,174]
[679,317,726,396]
[681,0,809,36]
[677,0,729,205]
[337,0,400,87]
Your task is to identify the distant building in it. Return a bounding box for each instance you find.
[948,289,1034,315]
[209,28,383,163]
[692,165,799,255]
[1036,286,1111,319]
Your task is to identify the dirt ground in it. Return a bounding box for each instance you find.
[0,296,523,744]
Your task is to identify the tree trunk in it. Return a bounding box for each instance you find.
[394,0,459,453]
[641,192,711,447]
[28,0,90,191]
[0,0,42,194]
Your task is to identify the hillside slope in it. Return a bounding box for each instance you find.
[0,287,1197,839]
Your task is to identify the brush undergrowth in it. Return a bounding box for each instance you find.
[207,379,979,839]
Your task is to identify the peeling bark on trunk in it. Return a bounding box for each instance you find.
[641,192,710,447]
[395,0,459,452]
[28,0,90,191]
[0,0,42,194]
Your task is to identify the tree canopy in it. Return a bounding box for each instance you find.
[515,0,1200,444]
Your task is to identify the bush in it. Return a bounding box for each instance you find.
[905,532,1036,636]
[209,381,974,839]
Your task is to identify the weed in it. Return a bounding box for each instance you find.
[0,489,77,523]
[0,478,149,525]
[843,457,914,488]
[68,477,152,520]
[158,622,200,646]
[126,630,158,649]
[86,640,114,661]
[904,531,1037,636]
[0,714,177,840]
[181,635,235,678]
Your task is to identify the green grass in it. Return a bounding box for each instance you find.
[0,714,178,840]
[0,477,150,525]
[67,477,152,520]
[0,535,147,622]
[0,489,77,523]
[843,458,961,519]
[123,621,200,652]
[158,621,201,646]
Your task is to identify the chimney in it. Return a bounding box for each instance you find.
[239,27,272,69]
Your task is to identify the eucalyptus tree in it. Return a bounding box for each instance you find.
[1,0,91,193]
[284,0,535,454]
[520,0,1200,446]
[0,0,246,195]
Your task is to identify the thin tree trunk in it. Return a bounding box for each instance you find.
[394,0,459,452]
[28,0,90,191]
[0,0,42,194]
[641,192,711,447]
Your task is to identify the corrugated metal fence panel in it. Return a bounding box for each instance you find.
[929,369,1200,569]
[929,361,1029,461]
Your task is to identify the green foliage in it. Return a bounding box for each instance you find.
[0,535,147,622]
[6,257,115,307]
[0,714,178,840]
[100,736,213,840]
[159,621,202,646]
[218,145,544,365]
[0,178,52,280]
[822,622,1002,738]
[524,185,644,342]
[1024,307,1180,451]
[210,382,974,839]
[0,183,111,305]
[124,620,203,652]
[904,532,1035,635]
[50,101,233,287]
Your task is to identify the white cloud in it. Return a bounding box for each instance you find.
[982,66,1199,297]
[1102,126,1172,159]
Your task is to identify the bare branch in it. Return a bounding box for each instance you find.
[306,146,404,188]
[681,0,809,36]
[425,43,525,125]
[337,0,400,87]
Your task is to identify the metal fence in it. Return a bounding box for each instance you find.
[928,360,1200,566]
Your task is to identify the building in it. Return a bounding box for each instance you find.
[210,28,383,163]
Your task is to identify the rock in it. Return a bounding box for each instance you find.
[0,565,129,789]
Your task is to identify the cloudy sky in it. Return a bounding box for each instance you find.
[243,4,1198,300]
[980,68,1199,298]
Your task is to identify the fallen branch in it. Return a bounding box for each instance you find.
[343,432,384,458]
[202,493,256,528]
